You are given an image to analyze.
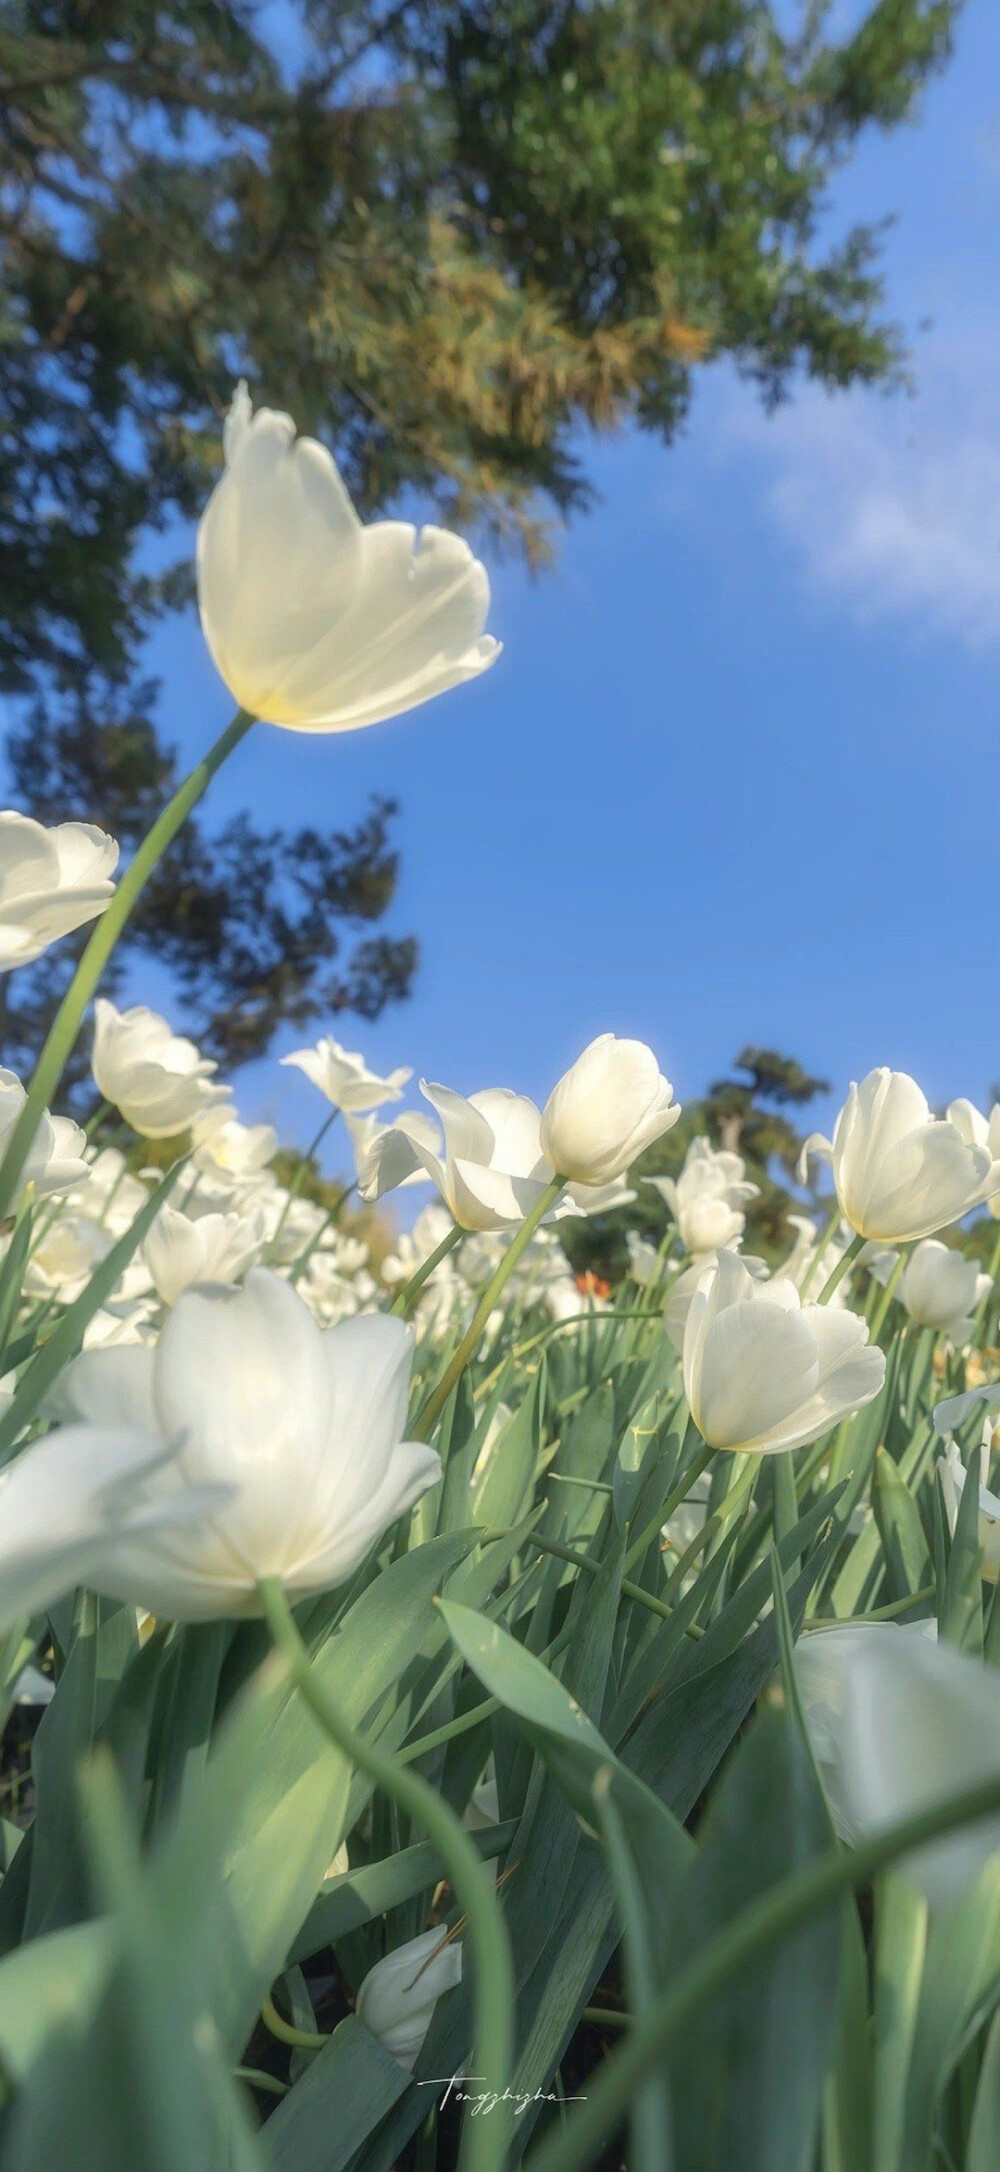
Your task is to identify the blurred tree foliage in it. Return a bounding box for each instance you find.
[563,1045,831,1280]
[0,0,956,1070]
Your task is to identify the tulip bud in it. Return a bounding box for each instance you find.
[355,1928,462,2070]
[540,1035,679,1186]
[92,1000,228,1139]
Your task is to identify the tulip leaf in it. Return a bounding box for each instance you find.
[663,1703,842,2172]
[0,1165,181,1461]
[289,1820,517,1964]
[968,2009,1000,2172]
[263,2014,411,2172]
[873,1445,932,1604]
[0,1918,115,2081]
[940,1443,985,1655]
[871,1872,928,2172]
[470,1364,544,1532]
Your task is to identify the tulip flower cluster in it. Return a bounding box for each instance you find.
[0,384,997,2172]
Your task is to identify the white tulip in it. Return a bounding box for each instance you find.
[0,811,117,969]
[939,1432,1000,1583]
[646,1137,758,1257]
[540,1035,679,1186]
[345,1108,442,1191]
[143,1202,266,1306]
[0,1419,226,1636]
[948,1098,1000,1221]
[24,1271,440,1620]
[663,1248,769,1353]
[894,1240,990,1343]
[197,384,498,733]
[355,1927,462,2070]
[683,1249,884,1455]
[191,1105,277,1182]
[92,1000,227,1138]
[626,1232,660,1286]
[281,1035,412,1114]
[800,1069,1000,1242]
[0,1070,89,1205]
[795,1624,1000,1905]
[361,1082,554,1233]
[25,1213,117,1303]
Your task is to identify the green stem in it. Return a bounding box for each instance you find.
[582,2006,631,2031]
[807,1583,935,1628]
[511,1309,658,1360]
[0,708,254,1224]
[524,1772,1000,2172]
[261,1993,328,2051]
[869,1247,908,1341]
[413,1177,564,1439]
[389,1222,464,1316]
[798,1203,842,1299]
[816,1230,865,1306]
[258,1578,514,2172]
[268,1108,339,1261]
[286,1182,357,1287]
[234,2066,291,2098]
[504,1526,698,1634]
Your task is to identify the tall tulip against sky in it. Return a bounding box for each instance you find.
[196,384,499,733]
[801,1068,1000,1242]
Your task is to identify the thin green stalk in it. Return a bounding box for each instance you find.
[390,1221,464,1316]
[525,1771,1000,2172]
[261,1993,328,2051]
[798,1203,842,1299]
[507,1526,699,1634]
[267,1108,339,1261]
[582,2006,631,2031]
[869,1247,908,1341]
[0,708,254,1224]
[816,1230,865,1306]
[234,2067,290,2099]
[259,1578,514,2172]
[808,1583,935,1628]
[413,1177,564,1439]
[975,1222,1000,1337]
[512,1310,658,1361]
[286,1182,357,1286]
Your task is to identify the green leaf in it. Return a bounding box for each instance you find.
[263,2014,411,2172]
[470,1366,544,1532]
[0,1167,181,1460]
[871,1873,928,2172]
[289,1821,517,1965]
[940,1444,985,1655]
[873,1446,932,1605]
[664,1705,842,2172]
[968,2009,1000,2172]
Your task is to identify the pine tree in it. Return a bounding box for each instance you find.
[0,0,957,1070]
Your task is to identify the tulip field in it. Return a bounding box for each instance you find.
[0,391,999,2172]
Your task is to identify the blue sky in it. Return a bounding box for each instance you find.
[147,2,1000,1180]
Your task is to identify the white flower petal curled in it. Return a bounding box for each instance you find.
[682,1249,884,1455]
[356,1928,462,2070]
[801,1069,1000,1243]
[540,1035,679,1187]
[143,1202,266,1306]
[197,387,499,733]
[14,1271,440,1621]
[92,1000,227,1138]
[796,1625,1000,1906]
[0,812,117,969]
[361,1080,554,1233]
[281,1036,412,1114]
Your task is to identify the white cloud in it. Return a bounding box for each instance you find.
[721,322,1000,648]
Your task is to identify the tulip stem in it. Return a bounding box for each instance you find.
[267,1109,339,1261]
[390,1222,465,1317]
[260,1992,328,2052]
[258,1577,515,2172]
[869,1247,908,1341]
[413,1177,565,1439]
[624,1437,715,1576]
[816,1231,865,1305]
[523,1767,1000,2172]
[798,1203,842,1298]
[0,707,254,1225]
